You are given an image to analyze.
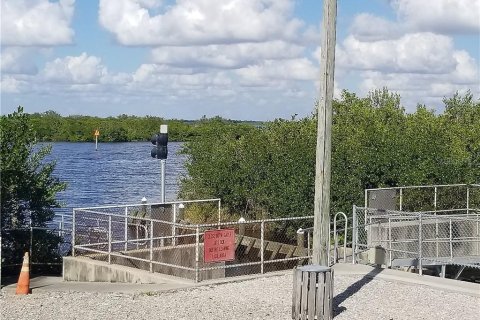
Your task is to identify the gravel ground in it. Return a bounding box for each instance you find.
[1,274,479,320]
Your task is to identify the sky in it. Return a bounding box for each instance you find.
[1,0,479,120]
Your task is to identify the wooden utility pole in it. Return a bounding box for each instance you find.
[312,0,337,266]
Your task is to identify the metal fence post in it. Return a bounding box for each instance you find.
[449,218,453,259]
[352,205,357,265]
[218,199,221,226]
[364,190,368,210]
[124,207,128,251]
[108,215,112,264]
[29,218,33,265]
[297,229,305,248]
[466,186,470,215]
[399,188,403,211]
[307,232,311,261]
[418,212,422,276]
[333,212,348,264]
[261,220,265,274]
[61,214,65,237]
[172,204,176,246]
[388,217,392,268]
[150,219,154,273]
[476,214,480,256]
[195,226,200,283]
[72,209,76,257]
[435,216,439,258]
[434,187,439,258]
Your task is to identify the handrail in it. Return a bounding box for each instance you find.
[333,212,348,263]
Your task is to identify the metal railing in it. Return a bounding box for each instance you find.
[365,184,480,213]
[72,200,313,282]
[297,212,352,266]
[352,206,480,274]
[1,213,73,272]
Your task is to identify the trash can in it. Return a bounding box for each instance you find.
[292,265,333,320]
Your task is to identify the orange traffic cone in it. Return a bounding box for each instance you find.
[15,252,30,295]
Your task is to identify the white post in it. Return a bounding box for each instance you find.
[388,217,392,267]
[160,160,166,203]
[160,124,168,203]
[466,186,470,215]
[449,218,453,259]
[218,199,221,227]
[434,187,439,257]
[261,221,265,274]
[238,217,246,235]
[313,0,337,266]
[150,220,154,272]
[108,215,112,264]
[72,209,76,257]
[352,205,357,265]
[418,213,422,276]
[172,204,177,246]
[195,226,200,283]
[124,206,128,251]
[399,188,403,211]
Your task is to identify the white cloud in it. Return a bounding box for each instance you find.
[450,51,479,85]
[236,58,316,85]
[1,0,75,46]
[351,1,480,45]
[0,48,38,74]
[336,5,480,111]
[99,0,304,46]
[43,53,107,84]
[392,0,480,34]
[0,75,29,93]
[358,49,479,111]
[150,41,304,69]
[350,13,402,41]
[132,64,231,89]
[337,33,458,74]
[132,64,196,84]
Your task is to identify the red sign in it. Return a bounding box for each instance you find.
[204,229,235,263]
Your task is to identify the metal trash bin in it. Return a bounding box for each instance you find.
[292,265,334,320]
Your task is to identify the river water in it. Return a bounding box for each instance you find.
[44,142,187,215]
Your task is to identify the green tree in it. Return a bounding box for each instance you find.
[1,107,67,274]
[179,90,480,226]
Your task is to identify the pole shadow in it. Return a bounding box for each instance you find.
[333,267,384,317]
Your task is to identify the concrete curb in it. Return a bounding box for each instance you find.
[2,263,479,297]
[332,263,480,297]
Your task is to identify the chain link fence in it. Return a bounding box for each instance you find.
[73,199,313,282]
[352,206,480,274]
[1,213,72,280]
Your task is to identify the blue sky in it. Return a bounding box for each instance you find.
[1,0,479,120]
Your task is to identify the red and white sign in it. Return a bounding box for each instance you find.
[203,229,235,263]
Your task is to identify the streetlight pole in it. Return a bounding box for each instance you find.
[312,0,337,266]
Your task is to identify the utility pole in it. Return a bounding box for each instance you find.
[312,0,337,266]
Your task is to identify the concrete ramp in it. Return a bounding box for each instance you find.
[63,256,193,284]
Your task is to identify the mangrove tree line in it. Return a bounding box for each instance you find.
[179,89,480,222]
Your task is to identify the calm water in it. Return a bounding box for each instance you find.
[44,142,187,215]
